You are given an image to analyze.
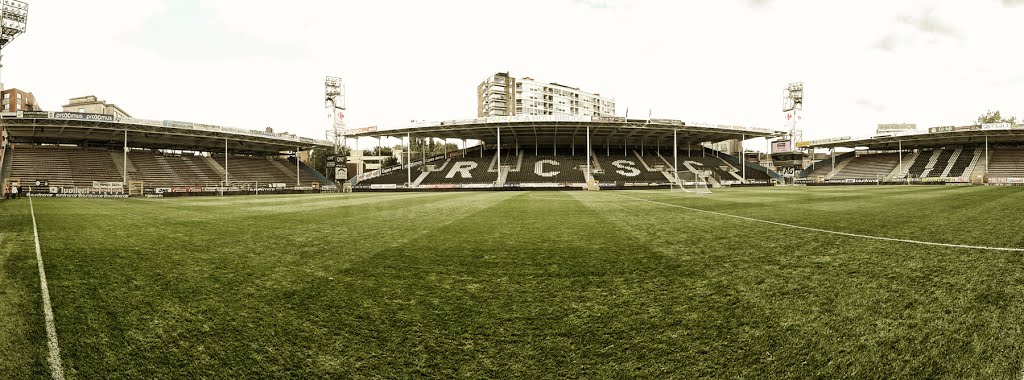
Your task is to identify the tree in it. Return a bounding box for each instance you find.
[977,110,1017,125]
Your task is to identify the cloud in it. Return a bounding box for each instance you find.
[122,0,309,62]
[747,0,773,8]
[856,99,887,112]
[896,7,960,39]
[572,0,611,9]
[1003,0,1024,6]
[873,34,899,51]
[873,7,961,51]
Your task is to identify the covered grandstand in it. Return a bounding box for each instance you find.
[797,124,1024,185]
[0,111,335,197]
[344,116,785,190]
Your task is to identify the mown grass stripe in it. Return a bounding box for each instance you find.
[615,192,1024,253]
[29,196,64,380]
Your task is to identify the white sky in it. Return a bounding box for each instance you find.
[3,0,1022,146]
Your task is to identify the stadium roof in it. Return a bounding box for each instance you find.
[344,116,782,146]
[1,111,333,154]
[800,124,1024,150]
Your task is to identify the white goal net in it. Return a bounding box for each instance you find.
[671,171,712,195]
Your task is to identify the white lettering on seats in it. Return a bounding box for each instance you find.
[446,161,478,179]
[612,160,641,177]
[535,160,560,177]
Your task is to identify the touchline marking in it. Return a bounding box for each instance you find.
[29,196,66,380]
[615,193,1024,252]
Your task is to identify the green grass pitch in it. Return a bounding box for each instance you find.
[3,186,1024,378]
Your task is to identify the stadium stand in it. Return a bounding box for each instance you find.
[986,147,1024,178]
[2,145,329,193]
[505,155,587,184]
[798,151,855,179]
[592,150,671,184]
[946,147,981,177]
[902,150,932,179]
[127,151,223,187]
[8,146,122,187]
[802,161,833,179]
[215,155,320,185]
[829,152,901,181]
[921,149,954,178]
[707,149,780,182]
[417,156,497,186]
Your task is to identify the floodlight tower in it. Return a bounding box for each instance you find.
[325,76,346,148]
[0,0,30,92]
[782,82,804,144]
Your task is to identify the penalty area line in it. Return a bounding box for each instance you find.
[29,196,66,380]
[614,193,1024,253]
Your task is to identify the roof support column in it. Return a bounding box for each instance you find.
[586,125,592,181]
[673,129,678,178]
[296,146,301,187]
[122,130,128,185]
[742,134,746,183]
[985,135,989,183]
[496,127,501,185]
[899,140,904,185]
[224,138,229,188]
[406,133,411,187]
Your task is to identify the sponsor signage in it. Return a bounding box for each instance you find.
[92,181,124,188]
[982,122,1012,131]
[648,118,684,125]
[877,123,916,134]
[486,115,592,124]
[931,125,982,133]
[989,177,1024,184]
[591,116,627,123]
[802,136,852,146]
[22,111,49,118]
[50,112,115,122]
[346,126,378,135]
[771,140,792,153]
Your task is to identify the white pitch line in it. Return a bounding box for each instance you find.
[29,196,66,380]
[614,192,1024,253]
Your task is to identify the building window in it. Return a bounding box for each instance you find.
[79,108,85,113]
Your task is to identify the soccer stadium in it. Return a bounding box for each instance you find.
[4,1,1024,379]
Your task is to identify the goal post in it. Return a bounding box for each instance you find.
[671,171,712,195]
